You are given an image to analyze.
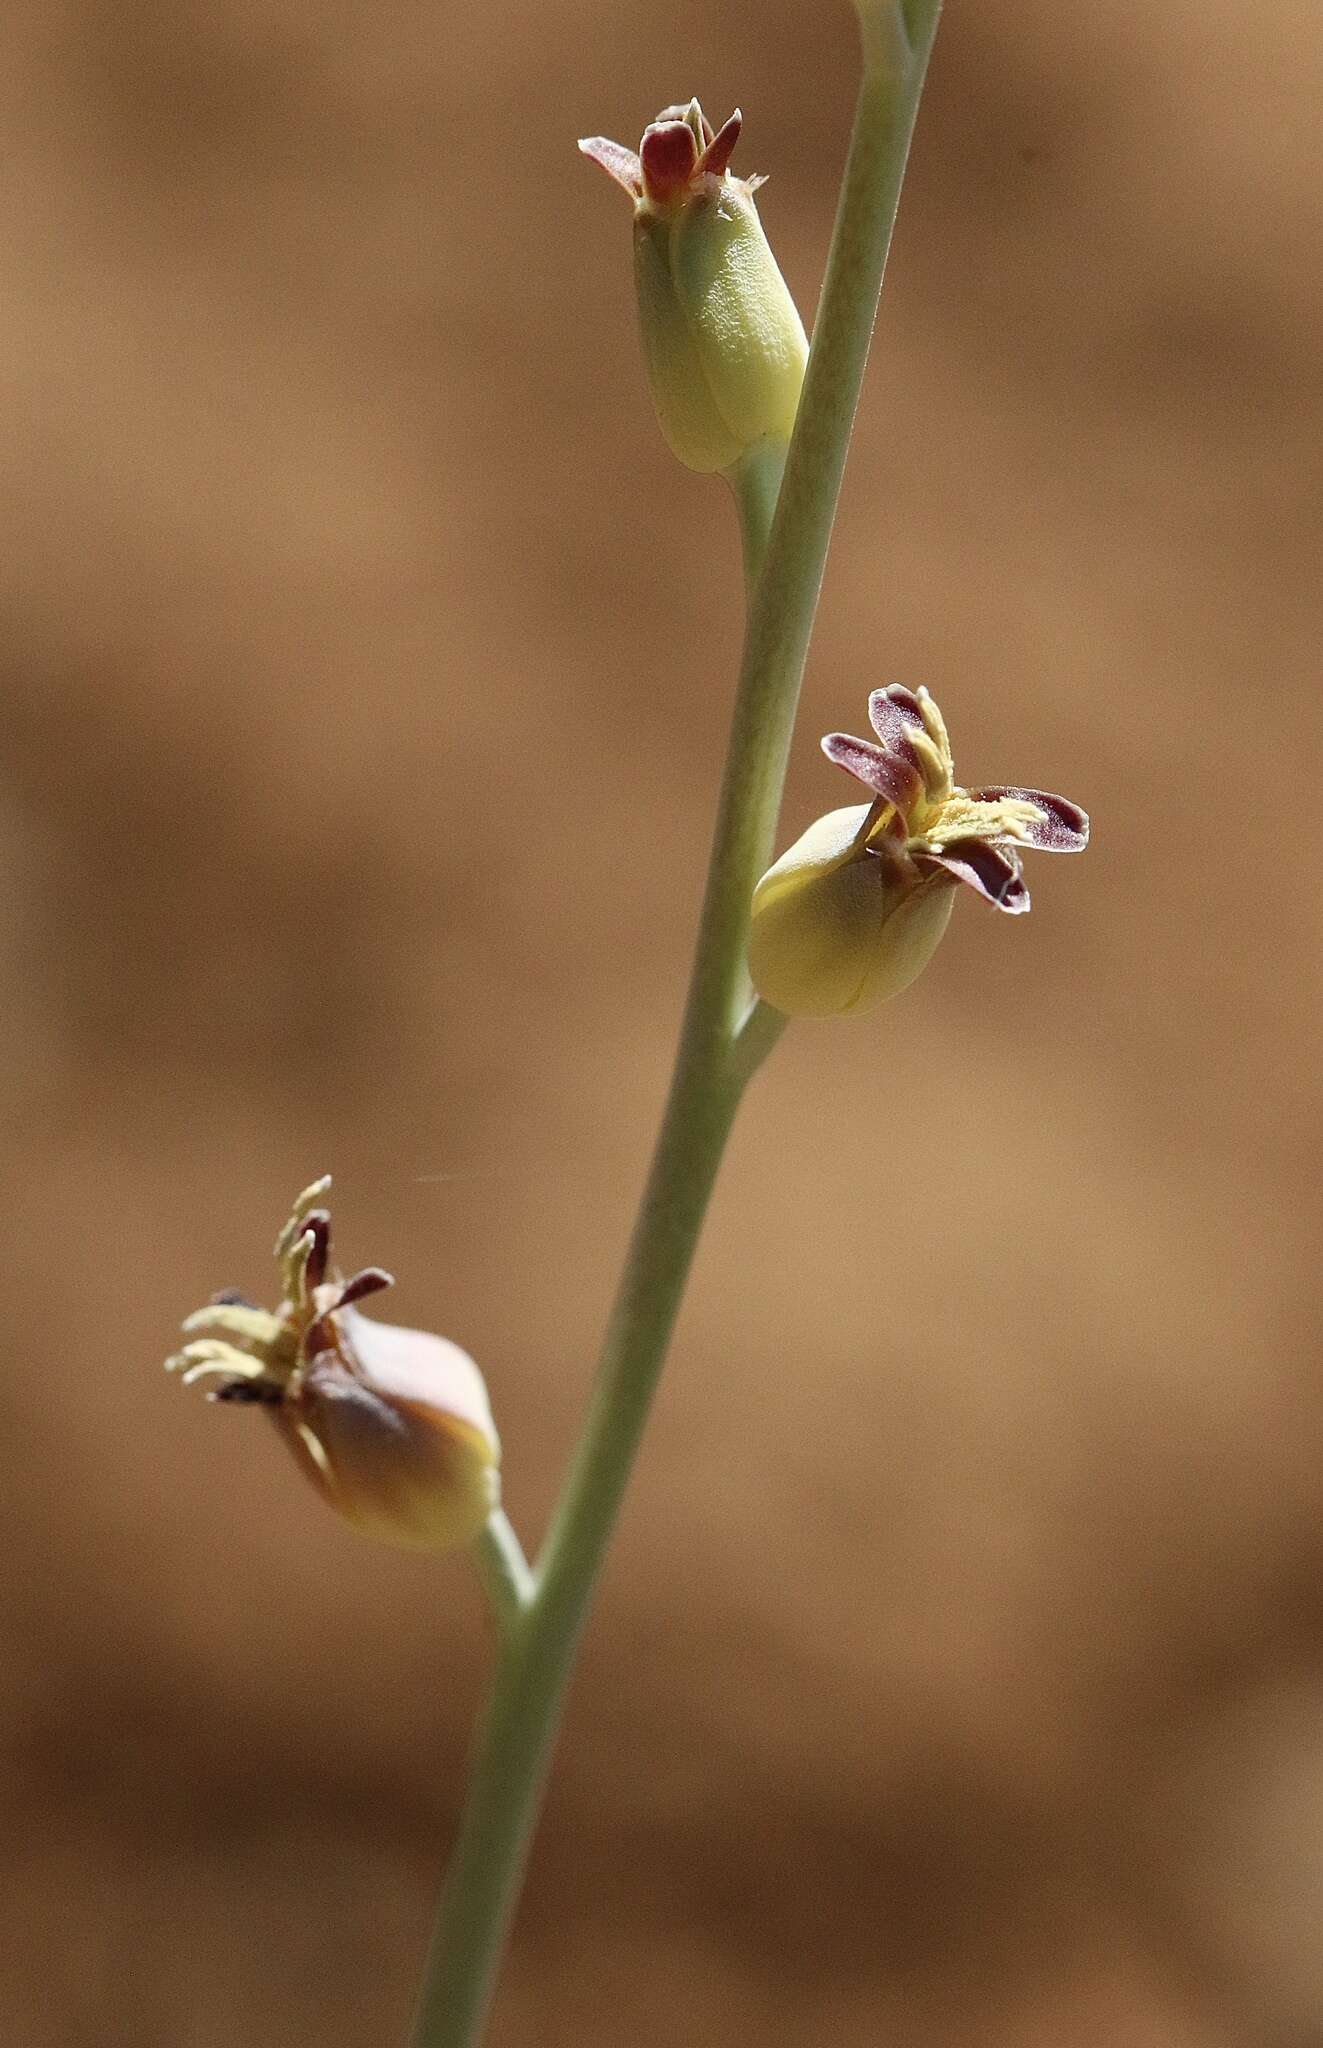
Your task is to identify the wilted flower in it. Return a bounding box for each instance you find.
[580,99,808,474]
[166,1180,500,1552]
[749,684,1089,1016]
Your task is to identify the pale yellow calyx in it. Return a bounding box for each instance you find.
[635,175,807,474]
[748,804,954,1017]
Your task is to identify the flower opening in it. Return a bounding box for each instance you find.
[749,685,1089,1016]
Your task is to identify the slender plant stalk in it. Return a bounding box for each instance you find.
[471,1511,534,1641]
[410,8,942,2043]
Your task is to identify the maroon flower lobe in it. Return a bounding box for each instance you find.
[336,1266,395,1310]
[696,109,742,180]
[301,1209,332,1290]
[577,135,643,199]
[639,119,701,203]
[915,837,1031,913]
[821,731,924,814]
[581,106,744,208]
[967,787,1089,852]
[867,685,926,752]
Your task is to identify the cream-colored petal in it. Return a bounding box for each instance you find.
[180,1303,284,1353]
[273,1176,332,1260]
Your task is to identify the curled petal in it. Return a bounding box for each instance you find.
[301,1209,331,1289]
[867,685,926,751]
[866,685,952,797]
[916,836,1030,914]
[696,109,742,179]
[654,100,713,146]
[274,1176,332,1262]
[578,135,644,199]
[966,787,1089,852]
[821,732,923,813]
[336,1265,395,1310]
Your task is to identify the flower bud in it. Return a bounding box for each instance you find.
[749,804,954,1017]
[581,101,808,475]
[166,1181,500,1553]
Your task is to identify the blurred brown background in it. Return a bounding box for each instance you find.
[1,1,1320,2043]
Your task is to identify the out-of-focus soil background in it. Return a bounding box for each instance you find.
[2,2,1320,2042]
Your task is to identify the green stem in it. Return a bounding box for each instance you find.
[732,440,789,603]
[411,11,941,2043]
[730,994,790,1089]
[472,1511,533,1640]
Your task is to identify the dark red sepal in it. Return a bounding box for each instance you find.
[916,837,1030,913]
[578,136,644,199]
[337,1266,396,1310]
[821,732,923,813]
[697,109,742,179]
[967,787,1089,852]
[639,119,701,202]
[867,686,926,750]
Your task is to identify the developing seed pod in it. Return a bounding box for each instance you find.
[581,100,808,475]
[167,1180,500,1553]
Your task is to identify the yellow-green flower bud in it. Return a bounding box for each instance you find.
[166,1180,500,1553]
[581,102,808,475]
[749,804,954,1017]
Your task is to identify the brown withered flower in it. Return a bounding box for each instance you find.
[166,1181,500,1552]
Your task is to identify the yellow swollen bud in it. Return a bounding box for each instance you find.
[581,102,807,475]
[749,805,954,1017]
